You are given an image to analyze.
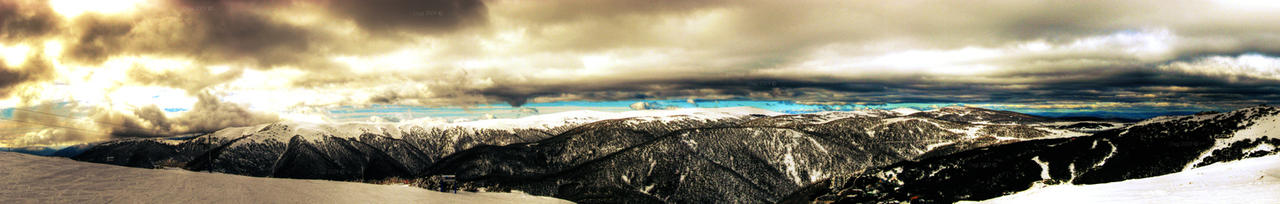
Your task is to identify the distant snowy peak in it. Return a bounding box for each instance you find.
[911,106,1056,124]
[928,105,1008,115]
[444,110,615,131]
[180,106,1099,149]
[208,107,784,143]
[890,107,921,115]
[195,106,1111,152]
[415,106,779,128]
[449,106,782,129]
[809,109,900,119]
[742,108,983,127]
[224,106,1081,141]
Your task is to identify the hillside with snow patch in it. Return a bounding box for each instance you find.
[790,105,1280,203]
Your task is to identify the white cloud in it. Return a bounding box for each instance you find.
[1161,54,1280,82]
[1066,28,1176,59]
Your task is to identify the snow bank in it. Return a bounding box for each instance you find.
[0,152,570,204]
[972,155,1280,204]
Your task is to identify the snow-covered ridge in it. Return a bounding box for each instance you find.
[1029,121,1128,133]
[0,152,570,204]
[1128,106,1271,127]
[126,105,1115,151]
[205,105,1125,143]
[208,107,784,143]
[1124,106,1276,136]
[974,155,1280,203]
[926,105,993,114]
[1104,106,1277,140]
[447,106,783,129]
[793,109,903,124]
[908,105,1060,125]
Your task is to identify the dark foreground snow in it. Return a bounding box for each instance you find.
[0,152,569,204]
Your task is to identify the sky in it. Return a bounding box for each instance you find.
[1,0,1279,146]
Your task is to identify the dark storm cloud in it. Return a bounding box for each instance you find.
[8,0,1280,113]
[357,58,1278,108]
[15,0,492,104]
[167,0,320,68]
[0,1,57,44]
[315,0,1280,109]
[473,79,968,106]
[56,0,488,69]
[360,74,915,107]
[0,52,52,98]
[10,0,1280,146]
[325,0,487,36]
[61,14,132,64]
[126,65,244,94]
[0,0,59,43]
[444,52,1280,108]
[58,0,323,68]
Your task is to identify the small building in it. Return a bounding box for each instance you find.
[439,175,457,193]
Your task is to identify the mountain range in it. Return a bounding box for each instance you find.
[58,106,1278,203]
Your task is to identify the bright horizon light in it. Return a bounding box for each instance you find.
[48,0,148,20]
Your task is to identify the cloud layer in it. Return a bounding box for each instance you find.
[2,0,1280,145]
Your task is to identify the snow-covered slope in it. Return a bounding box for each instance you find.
[0,152,569,204]
[1185,109,1280,168]
[976,155,1280,204]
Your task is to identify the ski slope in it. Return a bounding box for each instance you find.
[975,155,1280,204]
[0,152,569,204]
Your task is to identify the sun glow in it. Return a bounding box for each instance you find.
[0,44,32,67]
[1213,0,1280,10]
[49,0,148,19]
